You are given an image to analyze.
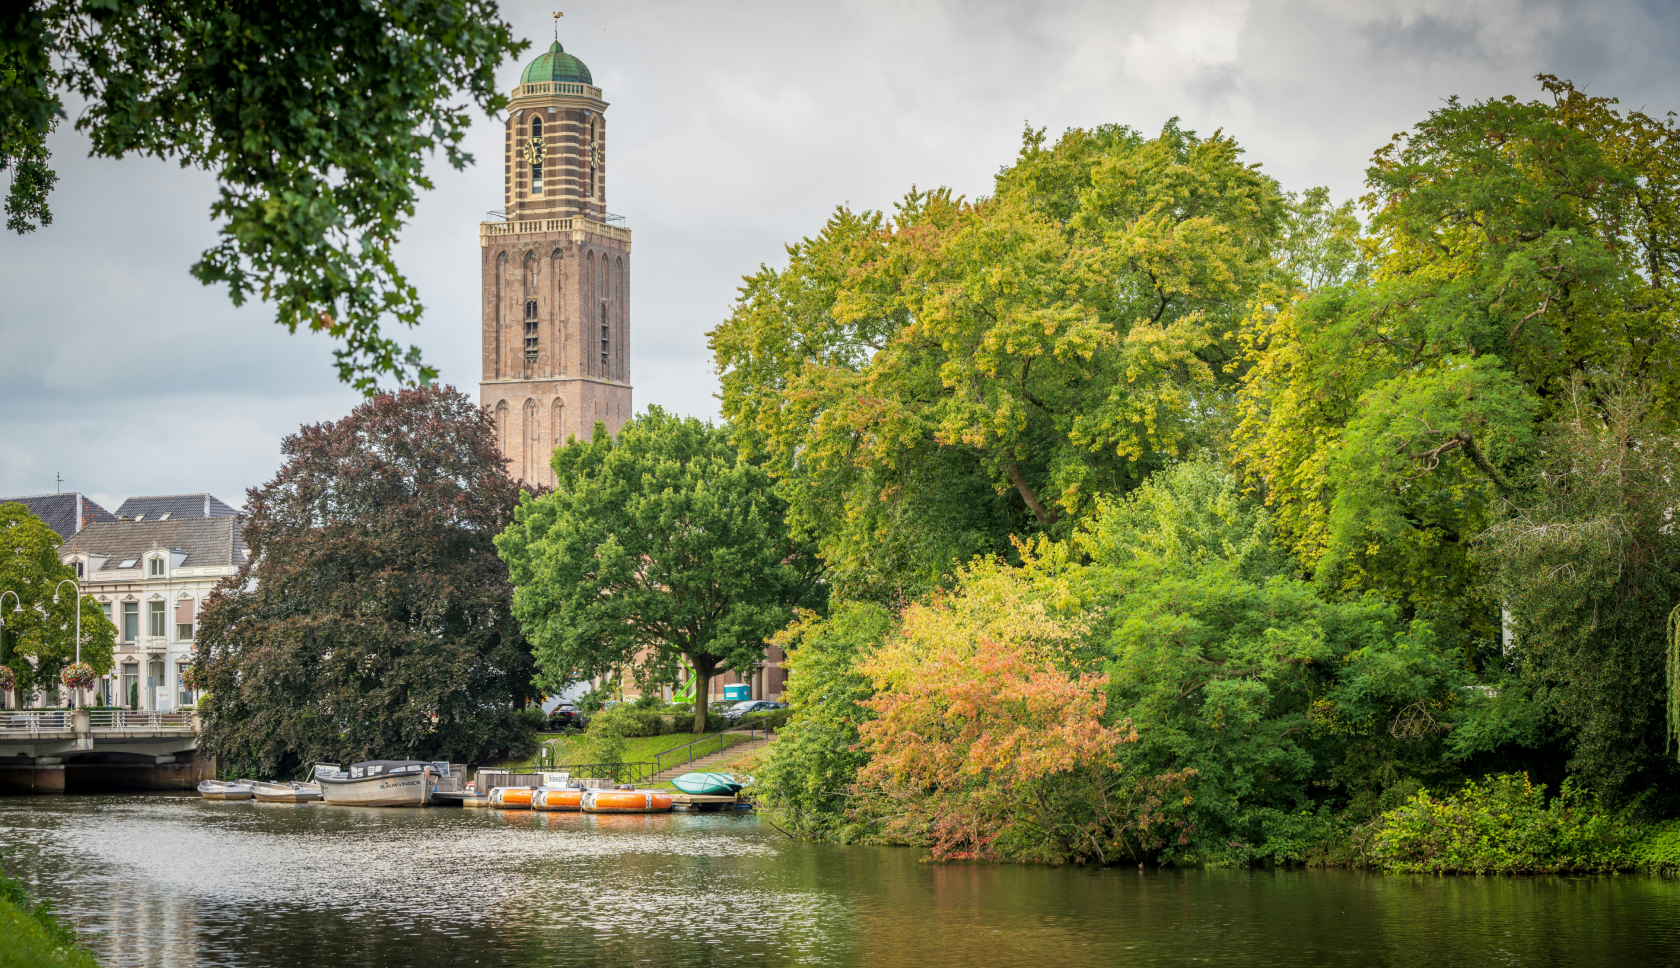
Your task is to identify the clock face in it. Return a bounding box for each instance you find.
[522,137,545,166]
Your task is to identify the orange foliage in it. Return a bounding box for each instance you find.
[852,584,1194,863]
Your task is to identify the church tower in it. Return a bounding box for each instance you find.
[481,32,632,487]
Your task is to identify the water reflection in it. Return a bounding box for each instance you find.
[0,794,1676,967]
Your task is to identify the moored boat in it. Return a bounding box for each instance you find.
[251,780,322,803]
[488,786,536,809]
[670,772,743,797]
[314,761,435,807]
[581,789,674,814]
[531,788,584,812]
[197,779,254,800]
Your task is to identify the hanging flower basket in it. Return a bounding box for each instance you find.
[180,664,206,691]
[61,663,97,690]
[0,665,14,692]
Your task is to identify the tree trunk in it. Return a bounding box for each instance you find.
[688,654,717,734]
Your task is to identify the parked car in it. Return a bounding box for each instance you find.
[547,703,588,730]
[723,700,787,722]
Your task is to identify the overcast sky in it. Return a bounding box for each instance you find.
[2,0,1677,512]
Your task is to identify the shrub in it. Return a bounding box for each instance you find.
[571,705,634,767]
[734,708,792,731]
[753,603,894,841]
[1630,820,1680,873]
[513,707,547,731]
[1369,773,1640,873]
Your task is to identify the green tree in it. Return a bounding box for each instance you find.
[1475,378,1680,802]
[496,407,826,734]
[0,503,115,704]
[2,1,524,390]
[194,386,536,778]
[711,122,1287,601]
[1082,460,1470,859]
[1236,77,1680,643]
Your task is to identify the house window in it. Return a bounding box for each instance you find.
[178,663,194,707]
[148,557,164,577]
[101,602,113,629]
[122,602,139,641]
[148,600,165,637]
[73,560,83,578]
[177,622,194,642]
[122,662,139,709]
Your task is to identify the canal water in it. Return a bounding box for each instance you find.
[1,794,1677,967]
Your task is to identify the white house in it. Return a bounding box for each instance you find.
[57,495,245,711]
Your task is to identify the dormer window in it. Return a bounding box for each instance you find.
[148,558,164,577]
[73,560,84,578]
[159,512,171,521]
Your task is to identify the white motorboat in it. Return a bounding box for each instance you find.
[314,761,436,807]
[197,779,254,801]
[251,780,323,803]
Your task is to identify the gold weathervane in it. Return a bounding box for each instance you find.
[553,11,562,40]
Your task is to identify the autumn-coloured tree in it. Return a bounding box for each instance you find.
[195,386,535,778]
[850,560,1193,863]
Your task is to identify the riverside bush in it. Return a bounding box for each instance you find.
[1369,773,1639,873]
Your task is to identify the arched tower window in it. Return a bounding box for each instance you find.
[522,251,539,368]
[493,252,509,379]
[530,116,544,194]
[615,256,625,382]
[552,398,565,449]
[551,248,565,373]
[523,398,539,483]
[494,400,510,461]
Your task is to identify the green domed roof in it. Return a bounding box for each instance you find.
[520,41,592,86]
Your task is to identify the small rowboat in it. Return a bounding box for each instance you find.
[670,772,744,797]
[251,780,322,803]
[197,779,254,801]
[581,789,674,814]
[488,786,536,809]
[532,788,584,812]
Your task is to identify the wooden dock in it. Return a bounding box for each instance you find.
[669,793,750,811]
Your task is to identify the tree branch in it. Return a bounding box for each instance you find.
[1006,457,1058,526]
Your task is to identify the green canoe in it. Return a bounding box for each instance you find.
[671,772,744,796]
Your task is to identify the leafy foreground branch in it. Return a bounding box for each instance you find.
[0,863,100,968]
[3,1,526,390]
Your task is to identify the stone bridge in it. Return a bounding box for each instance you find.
[0,708,210,793]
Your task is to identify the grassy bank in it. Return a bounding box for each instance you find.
[490,732,755,773]
[0,872,98,968]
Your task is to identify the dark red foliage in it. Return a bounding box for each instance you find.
[195,386,537,778]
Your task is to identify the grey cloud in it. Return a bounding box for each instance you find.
[4,0,1679,505]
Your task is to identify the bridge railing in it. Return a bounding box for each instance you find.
[86,710,194,730]
[0,711,71,735]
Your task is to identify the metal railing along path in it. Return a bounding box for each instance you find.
[86,710,194,730]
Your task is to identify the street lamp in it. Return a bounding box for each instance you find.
[52,579,83,707]
[0,591,22,710]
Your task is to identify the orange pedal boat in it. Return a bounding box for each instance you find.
[581,789,674,814]
[488,786,535,809]
[531,788,584,812]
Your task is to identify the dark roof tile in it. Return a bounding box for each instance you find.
[60,517,247,570]
[0,493,117,541]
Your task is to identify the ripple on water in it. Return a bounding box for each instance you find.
[3,795,1679,968]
